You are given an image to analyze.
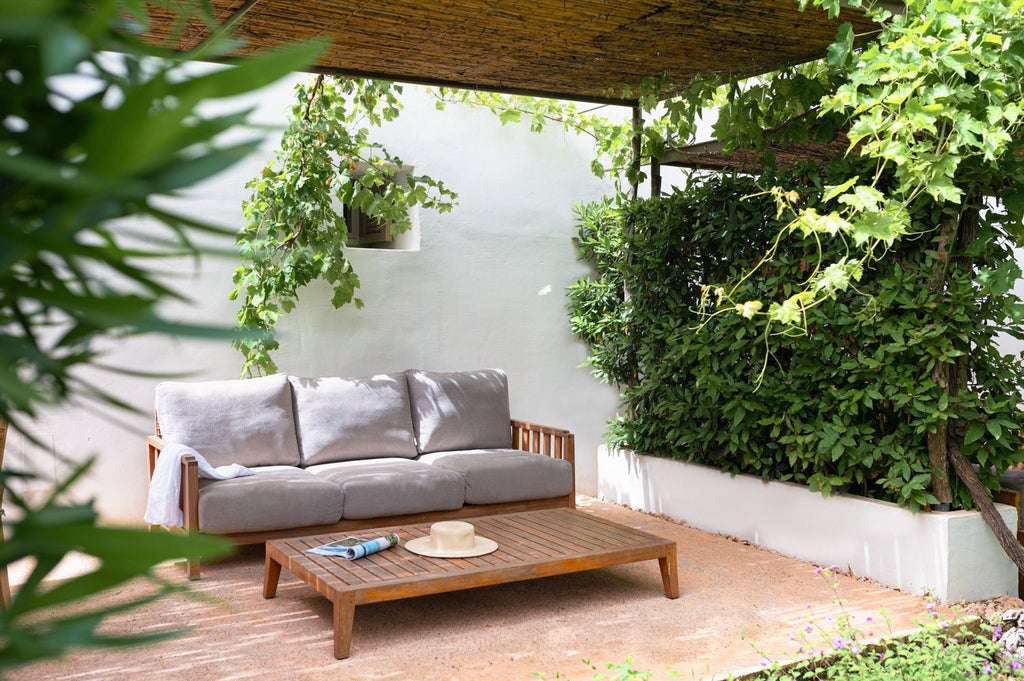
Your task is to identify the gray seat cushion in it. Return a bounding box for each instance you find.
[155,374,300,468]
[418,449,573,505]
[307,458,466,519]
[407,369,513,454]
[289,373,418,465]
[198,466,344,534]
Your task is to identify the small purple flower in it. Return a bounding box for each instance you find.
[983,660,993,675]
[829,564,841,572]
[815,566,823,575]
[760,658,770,668]
[805,625,814,634]
[851,646,862,655]
[832,637,845,650]
[1012,660,1023,670]
[994,625,1004,641]
[878,651,886,661]
[865,616,873,623]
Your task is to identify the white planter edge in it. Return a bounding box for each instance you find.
[597,445,1018,601]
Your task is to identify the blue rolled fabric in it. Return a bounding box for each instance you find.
[309,533,400,559]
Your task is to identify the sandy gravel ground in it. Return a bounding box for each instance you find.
[7,497,994,681]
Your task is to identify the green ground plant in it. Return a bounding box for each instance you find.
[534,657,658,680]
[746,567,1024,680]
[536,569,1024,680]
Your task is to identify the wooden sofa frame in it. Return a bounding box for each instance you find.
[147,417,575,579]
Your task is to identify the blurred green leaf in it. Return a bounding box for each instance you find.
[0,0,317,671]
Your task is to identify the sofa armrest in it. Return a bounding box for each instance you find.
[147,435,202,578]
[146,435,166,480]
[510,419,575,468]
[995,488,1021,528]
[511,420,575,506]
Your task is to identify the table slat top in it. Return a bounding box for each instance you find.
[267,508,674,595]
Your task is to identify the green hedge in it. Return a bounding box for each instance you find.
[569,170,1024,509]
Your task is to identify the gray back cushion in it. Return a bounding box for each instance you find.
[289,373,419,465]
[155,374,300,468]
[407,369,513,454]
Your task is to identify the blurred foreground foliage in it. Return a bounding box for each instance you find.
[0,0,319,670]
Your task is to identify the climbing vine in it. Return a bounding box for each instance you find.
[569,0,1024,527]
[433,74,722,191]
[569,169,1024,511]
[721,0,1024,327]
[231,76,457,375]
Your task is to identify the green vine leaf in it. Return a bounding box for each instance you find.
[231,76,458,376]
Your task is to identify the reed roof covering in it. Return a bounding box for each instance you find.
[140,0,880,105]
[660,134,852,173]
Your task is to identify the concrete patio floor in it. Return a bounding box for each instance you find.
[7,497,1008,681]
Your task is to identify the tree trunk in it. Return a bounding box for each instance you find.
[629,105,642,201]
[927,363,953,508]
[926,213,956,507]
[943,200,1024,575]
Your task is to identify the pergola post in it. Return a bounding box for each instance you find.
[630,105,642,200]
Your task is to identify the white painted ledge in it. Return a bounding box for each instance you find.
[598,446,1017,601]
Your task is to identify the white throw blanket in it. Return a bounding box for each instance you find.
[144,443,255,528]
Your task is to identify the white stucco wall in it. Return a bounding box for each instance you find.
[8,74,622,523]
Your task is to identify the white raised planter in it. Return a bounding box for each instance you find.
[598,446,1018,601]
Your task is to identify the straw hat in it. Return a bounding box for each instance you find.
[404,521,498,558]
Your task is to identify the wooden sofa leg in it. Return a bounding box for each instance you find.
[181,455,202,579]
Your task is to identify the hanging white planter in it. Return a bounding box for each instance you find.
[598,446,1017,602]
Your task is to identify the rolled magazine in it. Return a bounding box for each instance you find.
[309,534,400,559]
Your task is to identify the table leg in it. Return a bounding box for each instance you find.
[659,548,679,599]
[333,591,356,659]
[263,554,282,599]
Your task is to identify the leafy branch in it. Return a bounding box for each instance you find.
[0,0,322,431]
[230,76,458,376]
[722,0,1024,331]
[1,0,321,668]
[433,76,720,191]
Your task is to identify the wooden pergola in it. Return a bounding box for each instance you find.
[140,0,882,106]
[137,1,1024,582]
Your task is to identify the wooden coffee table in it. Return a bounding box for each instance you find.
[263,507,679,658]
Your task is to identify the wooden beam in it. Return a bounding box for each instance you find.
[631,105,642,200]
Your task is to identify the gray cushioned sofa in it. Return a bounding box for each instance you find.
[146,369,575,577]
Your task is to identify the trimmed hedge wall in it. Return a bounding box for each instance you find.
[569,170,1024,509]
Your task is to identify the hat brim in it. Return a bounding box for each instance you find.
[404,535,499,558]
